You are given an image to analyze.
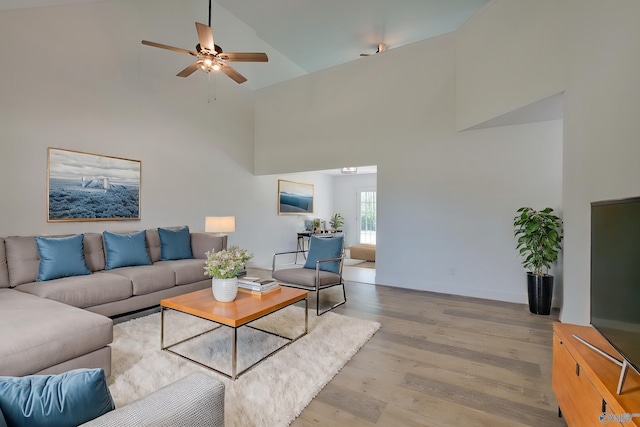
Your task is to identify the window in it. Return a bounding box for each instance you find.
[358,190,376,244]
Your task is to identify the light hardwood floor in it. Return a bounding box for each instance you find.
[258,267,565,427]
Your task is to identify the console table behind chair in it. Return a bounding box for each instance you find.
[273,235,346,315]
[296,232,311,263]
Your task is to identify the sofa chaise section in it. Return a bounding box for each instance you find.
[0,289,112,377]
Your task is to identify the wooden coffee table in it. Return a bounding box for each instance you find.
[160,286,308,379]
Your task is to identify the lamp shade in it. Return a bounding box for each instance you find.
[205,216,236,233]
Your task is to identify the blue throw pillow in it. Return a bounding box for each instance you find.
[103,230,151,270]
[303,235,343,273]
[0,368,114,427]
[158,226,194,261]
[35,234,91,282]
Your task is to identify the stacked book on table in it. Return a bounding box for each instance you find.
[237,277,280,296]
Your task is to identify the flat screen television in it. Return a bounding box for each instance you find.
[590,197,640,383]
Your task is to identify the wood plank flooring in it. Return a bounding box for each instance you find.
[250,268,565,427]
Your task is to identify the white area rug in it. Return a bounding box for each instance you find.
[109,306,380,427]
[343,258,366,266]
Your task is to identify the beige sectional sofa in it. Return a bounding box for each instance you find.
[0,228,225,378]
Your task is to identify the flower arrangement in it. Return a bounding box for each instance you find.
[204,246,253,279]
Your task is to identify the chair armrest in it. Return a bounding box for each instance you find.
[315,255,345,275]
[315,256,343,264]
[272,250,306,273]
[80,372,224,427]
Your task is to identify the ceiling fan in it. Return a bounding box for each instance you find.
[360,43,387,57]
[141,1,267,84]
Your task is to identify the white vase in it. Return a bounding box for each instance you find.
[211,277,238,302]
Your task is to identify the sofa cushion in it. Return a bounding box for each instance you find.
[145,228,162,262]
[35,235,91,282]
[190,233,226,259]
[103,231,151,270]
[0,239,8,288]
[16,272,132,308]
[303,235,343,273]
[0,289,112,377]
[273,267,342,288]
[155,259,207,286]
[158,227,194,261]
[104,265,175,296]
[83,233,106,272]
[4,236,39,287]
[0,368,114,427]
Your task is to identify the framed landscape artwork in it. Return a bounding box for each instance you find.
[278,180,314,215]
[47,148,141,222]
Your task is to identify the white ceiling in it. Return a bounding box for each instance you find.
[0,0,490,88]
[214,0,490,75]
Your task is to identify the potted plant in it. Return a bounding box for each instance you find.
[204,246,253,302]
[312,218,322,234]
[329,213,344,232]
[513,207,563,315]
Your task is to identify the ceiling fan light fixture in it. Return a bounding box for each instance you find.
[197,58,223,73]
[341,167,358,174]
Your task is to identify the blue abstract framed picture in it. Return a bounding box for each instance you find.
[278,179,314,215]
[47,148,141,222]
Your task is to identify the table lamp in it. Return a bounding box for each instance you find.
[205,216,236,236]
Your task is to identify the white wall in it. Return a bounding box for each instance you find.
[254,33,564,304]
[332,173,377,248]
[560,0,640,324]
[455,0,565,131]
[0,1,331,271]
[376,120,563,304]
[225,171,334,269]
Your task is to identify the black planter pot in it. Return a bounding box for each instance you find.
[527,273,554,315]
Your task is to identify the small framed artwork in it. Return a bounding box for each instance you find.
[47,148,141,222]
[278,179,314,215]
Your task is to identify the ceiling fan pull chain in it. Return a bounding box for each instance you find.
[207,70,217,103]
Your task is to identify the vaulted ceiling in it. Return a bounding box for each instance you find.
[0,0,490,89]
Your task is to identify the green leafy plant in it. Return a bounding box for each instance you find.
[204,246,253,279]
[514,207,563,276]
[329,213,344,231]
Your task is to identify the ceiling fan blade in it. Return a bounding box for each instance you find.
[142,40,197,56]
[218,52,268,62]
[220,63,247,84]
[176,62,200,77]
[195,22,214,51]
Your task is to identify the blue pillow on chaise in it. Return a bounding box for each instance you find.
[0,368,114,427]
